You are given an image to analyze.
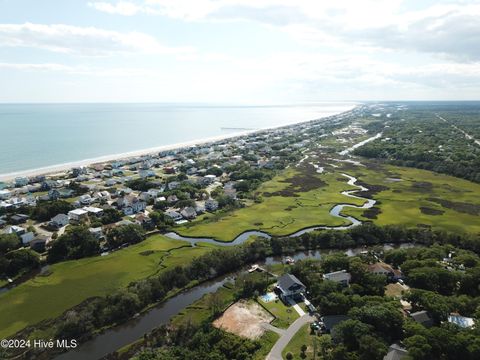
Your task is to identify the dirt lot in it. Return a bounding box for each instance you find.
[213,300,274,339]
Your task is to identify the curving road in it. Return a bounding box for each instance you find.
[266,314,315,360]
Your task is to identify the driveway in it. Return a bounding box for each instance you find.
[266,314,314,360]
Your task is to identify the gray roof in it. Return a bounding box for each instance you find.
[277,274,306,292]
[411,310,434,327]
[384,344,408,360]
[322,315,350,332]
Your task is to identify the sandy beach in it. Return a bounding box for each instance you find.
[0,105,357,182]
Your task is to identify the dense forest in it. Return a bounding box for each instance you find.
[354,103,480,183]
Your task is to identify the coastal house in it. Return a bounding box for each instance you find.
[105,179,118,187]
[383,344,408,360]
[0,189,11,200]
[20,232,35,245]
[203,174,217,185]
[447,314,475,328]
[134,213,154,230]
[165,210,182,222]
[167,195,178,204]
[10,214,29,225]
[368,262,403,281]
[275,273,306,301]
[117,195,146,215]
[139,169,156,178]
[6,225,26,236]
[167,181,181,190]
[180,206,197,220]
[89,227,104,240]
[186,167,198,175]
[321,315,350,334]
[50,214,69,228]
[205,199,219,212]
[48,189,61,200]
[79,194,93,205]
[83,206,104,217]
[323,270,351,287]
[15,177,29,187]
[30,235,48,252]
[410,310,434,327]
[68,208,89,223]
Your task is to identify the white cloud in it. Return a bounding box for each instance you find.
[91,1,480,61]
[87,1,142,16]
[0,23,194,56]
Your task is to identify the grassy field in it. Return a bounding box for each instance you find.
[0,235,215,338]
[177,167,365,241]
[282,323,318,360]
[254,330,281,360]
[341,163,480,234]
[258,297,299,329]
[172,283,236,327]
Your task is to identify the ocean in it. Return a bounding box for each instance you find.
[0,103,354,178]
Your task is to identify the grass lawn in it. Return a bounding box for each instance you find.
[258,297,299,329]
[282,324,319,360]
[172,284,236,327]
[0,235,215,338]
[341,163,480,234]
[177,167,365,241]
[254,330,281,360]
[385,283,406,298]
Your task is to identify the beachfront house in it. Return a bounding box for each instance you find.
[15,177,29,187]
[275,273,306,302]
[323,270,351,287]
[0,189,11,200]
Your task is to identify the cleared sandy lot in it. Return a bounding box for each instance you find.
[213,300,274,339]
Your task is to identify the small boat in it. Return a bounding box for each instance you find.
[284,257,295,264]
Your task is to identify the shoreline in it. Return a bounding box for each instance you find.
[0,105,357,182]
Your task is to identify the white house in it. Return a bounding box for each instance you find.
[0,189,11,200]
[323,270,351,286]
[6,225,26,235]
[83,206,104,217]
[68,208,89,223]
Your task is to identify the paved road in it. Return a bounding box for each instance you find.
[266,314,314,360]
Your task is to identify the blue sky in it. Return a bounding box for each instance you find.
[0,0,479,102]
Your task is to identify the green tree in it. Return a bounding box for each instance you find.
[404,335,432,360]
